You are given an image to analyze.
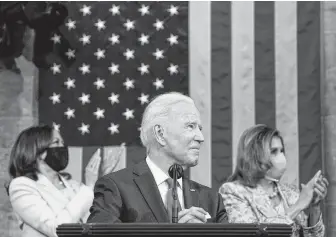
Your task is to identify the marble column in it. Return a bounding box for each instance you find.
[0,55,38,237]
[322,2,336,237]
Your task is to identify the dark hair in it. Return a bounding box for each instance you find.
[8,124,54,181]
[228,124,285,188]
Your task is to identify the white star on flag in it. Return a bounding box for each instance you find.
[108,33,120,45]
[80,5,92,16]
[65,19,76,30]
[108,63,120,74]
[153,78,164,90]
[123,108,135,120]
[153,19,164,30]
[78,93,91,105]
[108,123,119,135]
[64,78,76,89]
[64,108,75,119]
[94,108,105,119]
[138,34,149,46]
[51,34,61,44]
[124,19,135,31]
[94,48,105,60]
[138,63,149,75]
[167,64,178,75]
[167,5,179,16]
[50,63,61,74]
[95,19,106,31]
[65,49,75,59]
[79,34,91,45]
[52,122,60,132]
[78,123,90,135]
[108,93,120,105]
[49,93,61,104]
[123,78,135,90]
[139,5,150,16]
[138,93,149,105]
[167,34,178,46]
[94,78,105,90]
[79,63,90,75]
[123,49,135,60]
[153,49,164,60]
[109,4,120,15]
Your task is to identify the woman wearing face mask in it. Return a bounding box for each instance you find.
[219,124,328,237]
[7,125,99,237]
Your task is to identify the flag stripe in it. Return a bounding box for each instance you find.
[39,2,323,192]
[66,147,83,183]
[81,146,101,182]
[231,1,255,171]
[275,2,299,186]
[254,2,276,128]
[189,1,211,187]
[211,1,232,190]
[297,2,322,184]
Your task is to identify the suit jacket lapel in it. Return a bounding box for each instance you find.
[182,178,199,209]
[36,173,68,203]
[133,161,169,222]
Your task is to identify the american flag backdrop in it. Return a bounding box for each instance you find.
[38,1,322,191]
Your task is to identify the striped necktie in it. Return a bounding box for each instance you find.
[166,178,182,223]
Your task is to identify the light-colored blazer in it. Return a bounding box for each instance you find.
[219,181,325,237]
[9,173,94,237]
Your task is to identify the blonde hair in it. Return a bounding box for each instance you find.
[228,124,285,187]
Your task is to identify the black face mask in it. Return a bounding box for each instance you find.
[44,147,69,172]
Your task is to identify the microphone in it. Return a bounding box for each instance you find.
[168,164,184,223]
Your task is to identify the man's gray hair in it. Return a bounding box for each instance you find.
[140,92,194,150]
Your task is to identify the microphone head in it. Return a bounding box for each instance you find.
[168,164,184,179]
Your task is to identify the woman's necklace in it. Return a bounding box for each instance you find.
[268,184,279,199]
[57,175,65,188]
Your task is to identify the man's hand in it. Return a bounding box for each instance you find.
[178,207,208,223]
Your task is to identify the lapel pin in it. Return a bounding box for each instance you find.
[190,188,196,192]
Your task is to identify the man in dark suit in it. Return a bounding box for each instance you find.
[87,92,228,223]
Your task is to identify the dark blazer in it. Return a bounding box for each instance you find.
[87,160,228,223]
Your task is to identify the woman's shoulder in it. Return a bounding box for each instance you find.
[8,176,38,195]
[9,176,36,187]
[219,181,248,194]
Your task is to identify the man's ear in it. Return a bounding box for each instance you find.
[153,124,166,146]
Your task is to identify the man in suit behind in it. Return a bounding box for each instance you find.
[87,92,228,224]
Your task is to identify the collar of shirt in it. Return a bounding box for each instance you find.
[146,156,183,189]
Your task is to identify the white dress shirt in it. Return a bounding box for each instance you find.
[146,157,185,210]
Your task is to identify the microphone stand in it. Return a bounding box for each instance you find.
[168,164,183,224]
[172,166,178,223]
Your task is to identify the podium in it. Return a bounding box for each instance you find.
[57,223,292,237]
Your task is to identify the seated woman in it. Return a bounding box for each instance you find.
[219,124,328,237]
[7,125,100,237]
